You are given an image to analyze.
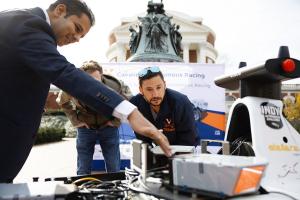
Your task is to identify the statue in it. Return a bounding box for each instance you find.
[147,0,165,14]
[127,0,183,62]
[170,24,182,55]
[129,26,139,54]
[145,15,168,53]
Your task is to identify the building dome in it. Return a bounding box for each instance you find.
[106,10,218,63]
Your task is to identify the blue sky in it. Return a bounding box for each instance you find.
[2,0,300,83]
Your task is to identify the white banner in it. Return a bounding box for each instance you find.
[102,62,226,140]
[102,62,224,112]
[93,62,225,170]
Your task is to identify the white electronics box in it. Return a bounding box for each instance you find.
[172,154,268,197]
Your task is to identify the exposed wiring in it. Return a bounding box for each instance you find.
[128,176,173,200]
[66,179,130,200]
[72,177,102,186]
[268,191,298,200]
[147,165,169,172]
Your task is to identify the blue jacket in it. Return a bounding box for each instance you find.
[130,88,197,146]
[0,7,124,182]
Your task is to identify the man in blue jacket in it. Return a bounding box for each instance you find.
[0,0,171,183]
[130,66,197,146]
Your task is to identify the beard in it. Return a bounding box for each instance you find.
[149,97,163,106]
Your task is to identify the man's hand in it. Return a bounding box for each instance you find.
[105,121,115,127]
[151,129,172,157]
[75,122,90,129]
[128,109,172,157]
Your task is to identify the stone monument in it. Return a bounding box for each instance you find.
[127,0,183,62]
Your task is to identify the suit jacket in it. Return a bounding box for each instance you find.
[0,7,124,182]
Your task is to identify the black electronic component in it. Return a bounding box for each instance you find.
[215,46,300,99]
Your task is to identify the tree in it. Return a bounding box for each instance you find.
[283,93,300,134]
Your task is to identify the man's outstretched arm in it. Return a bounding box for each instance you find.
[112,101,172,157]
[128,108,172,157]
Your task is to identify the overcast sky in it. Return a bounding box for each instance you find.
[2,0,300,83]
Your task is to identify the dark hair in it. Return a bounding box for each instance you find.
[48,0,95,26]
[80,60,103,74]
[139,71,164,87]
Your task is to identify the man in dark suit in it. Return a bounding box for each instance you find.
[0,0,171,183]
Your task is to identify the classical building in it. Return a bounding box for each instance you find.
[106,11,218,63]
[46,8,300,113]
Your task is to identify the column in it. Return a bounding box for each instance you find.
[117,43,126,62]
[182,43,190,63]
[197,43,207,63]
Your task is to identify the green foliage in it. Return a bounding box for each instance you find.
[283,93,300,134]
[289,119,300,134]
[43,108,66,116]
[35,127,66,145]
[283,94,300,121]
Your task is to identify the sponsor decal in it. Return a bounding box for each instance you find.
[260,102,282,129]
[268,144,300,152]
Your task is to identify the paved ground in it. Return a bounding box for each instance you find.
[14,138,78,183]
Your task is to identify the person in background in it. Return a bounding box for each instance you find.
[130,66,198,146]
[0,0,171,183]
[57,60,132,175]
